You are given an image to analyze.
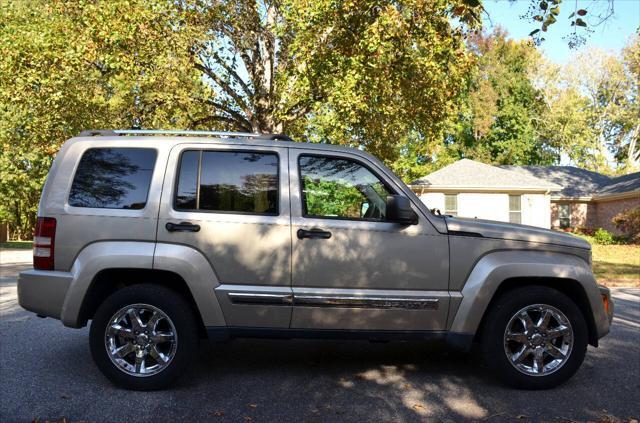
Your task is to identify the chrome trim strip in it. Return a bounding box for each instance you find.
[294,295,440,310]
[228,292,293,306]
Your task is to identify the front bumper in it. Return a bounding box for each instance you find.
[18,270,73,320]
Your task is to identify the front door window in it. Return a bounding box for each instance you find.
[299,155,391,221]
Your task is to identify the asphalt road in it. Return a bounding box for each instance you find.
[1,250,639,423]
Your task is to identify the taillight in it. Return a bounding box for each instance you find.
[34,217,56,270]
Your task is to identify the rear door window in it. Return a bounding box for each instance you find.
[174,150,279,215]
[68,148,157,209]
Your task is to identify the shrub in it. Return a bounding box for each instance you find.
[593,228,615,245]
[576,227,595,236]
[613,207,640,244]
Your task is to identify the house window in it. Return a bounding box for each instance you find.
[558,204,571,229]
[444,194,458,216]
[509,195,522,224]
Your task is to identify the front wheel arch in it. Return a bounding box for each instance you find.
[475,277,598,347]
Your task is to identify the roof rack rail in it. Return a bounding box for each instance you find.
[78,129,294,142]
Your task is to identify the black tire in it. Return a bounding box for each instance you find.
[481,285,588,390]
[90,284,199,390]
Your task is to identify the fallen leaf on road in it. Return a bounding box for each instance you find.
[515,415,528,419]
[413,404,426,410]
[247,404,257,408]
[209,410,224,417]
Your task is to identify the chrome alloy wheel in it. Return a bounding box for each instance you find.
[503,304,574,376]
[105,303,177,377]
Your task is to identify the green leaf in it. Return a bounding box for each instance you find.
[550,6,560,16]
[529,29,540,36]
[539,1,548,11]
[462,0,481,7]
[575,18,587,27]
[533,15,544,22]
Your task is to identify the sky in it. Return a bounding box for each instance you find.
[482,0,639,63]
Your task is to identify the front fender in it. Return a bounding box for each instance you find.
[448,250,609,340]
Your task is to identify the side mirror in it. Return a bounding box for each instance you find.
[386,195,418,225]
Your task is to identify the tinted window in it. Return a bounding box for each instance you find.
[175,151,278,214]
[69,148,156,209]
[175,151,199,209]
[299,155,391,220]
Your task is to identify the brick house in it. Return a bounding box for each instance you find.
[410,159,640,233]
[502,166,640,233]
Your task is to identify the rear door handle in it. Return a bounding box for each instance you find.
[166,222,201,232]
[297,228,332,240]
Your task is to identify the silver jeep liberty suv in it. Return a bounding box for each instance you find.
[18,129,614,390]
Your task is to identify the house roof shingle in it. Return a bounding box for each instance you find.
[599,173,640,196]
[411,159,562,191]
[500,165,640,198]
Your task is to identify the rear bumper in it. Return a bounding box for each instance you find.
[18,270,73,320]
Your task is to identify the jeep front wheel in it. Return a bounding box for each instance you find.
[481,285,588,390]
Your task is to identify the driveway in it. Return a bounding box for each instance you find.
[1,249,638,422]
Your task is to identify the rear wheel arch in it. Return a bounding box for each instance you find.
[476,277,598,347]
[78,268,207,338]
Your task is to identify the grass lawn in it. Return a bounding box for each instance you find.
[0,241,33,249]
[591,242,640,287]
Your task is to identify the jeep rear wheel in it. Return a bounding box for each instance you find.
[90,284,199,390]
[481,286,588,390]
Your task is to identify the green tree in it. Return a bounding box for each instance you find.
[535,38,640,173]
[446,29,554,166]
[190,0,482,164]
[0,0,210,238]
[1,0,485,236]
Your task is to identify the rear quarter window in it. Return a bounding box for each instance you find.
[68,148,157,209]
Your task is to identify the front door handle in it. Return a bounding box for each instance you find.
[166,222,201,232]
[297,228,332,240]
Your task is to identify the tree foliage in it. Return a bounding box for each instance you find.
[445,30,555,167]
[534,37,639,173]
[189,0,482,164]
[519,0,616,49]
[0,0,209,237]
[1,0,483,236]
[0,0,636,239]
